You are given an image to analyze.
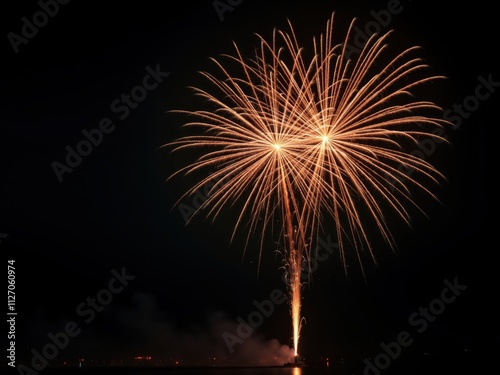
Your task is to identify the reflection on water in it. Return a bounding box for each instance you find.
[45,364,343,375]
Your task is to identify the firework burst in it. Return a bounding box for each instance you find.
[166,13,451,358]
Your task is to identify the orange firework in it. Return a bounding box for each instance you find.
[166,13,451,357]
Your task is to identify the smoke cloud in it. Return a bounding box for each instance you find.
[20,292,294,366]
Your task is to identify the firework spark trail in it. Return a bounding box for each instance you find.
[166,13,451,359]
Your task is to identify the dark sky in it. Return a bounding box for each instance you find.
[1,0,497,373]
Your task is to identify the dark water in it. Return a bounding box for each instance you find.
[123,369,333,375]
[124,369,332,375]
[42,367,340,375]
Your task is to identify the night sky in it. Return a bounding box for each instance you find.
[2,0,497,374]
